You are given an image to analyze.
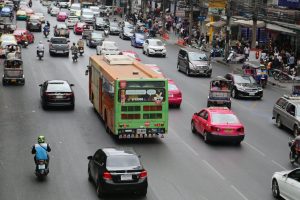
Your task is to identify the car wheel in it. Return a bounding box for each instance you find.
[70,103,75,110]
[293,125,299,137]
[231,89,237,99]
[186,67,190,76]
[42,101,48,110]
[96,184,105,198]
[203,132,210,143]
[142,49,145,54]
[88,167,93,182]
[191,121,196,133]
[276,115,282,128]
[272,179,280,199]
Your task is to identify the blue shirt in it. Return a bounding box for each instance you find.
[34,143,48,160]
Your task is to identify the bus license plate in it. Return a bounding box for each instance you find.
[38,164,46,170]
[137,129,146,134]
[121,174,132,181]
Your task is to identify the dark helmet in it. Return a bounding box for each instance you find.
[73,42,75,46]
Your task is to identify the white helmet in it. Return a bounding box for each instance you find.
[39,41,43,44]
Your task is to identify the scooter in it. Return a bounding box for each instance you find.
[37,51,44,60]
[104,28,109,37]
[78,47,84,56]
[21,40,28,48]
[72,52,78,62]
[226,50,236,63]
[43,30,49,38]
[35,159,49,178]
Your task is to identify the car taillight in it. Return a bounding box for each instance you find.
[237,127,244,133]
[139,170,147,179]
[103,171,112,180]
[211,126,221,132]
[38,160,45,164]
[64,93,73,97]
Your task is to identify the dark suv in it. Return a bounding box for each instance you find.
[48,37,70,57]
[177,48,212,77]
[87,148,148,197]
[272,95,300,136]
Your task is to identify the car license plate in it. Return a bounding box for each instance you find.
[199,70,204,73]
[249,92,255,96]
[137,129,146,134]
[121,174,132,181]
[38,164,45,170]
[56,95,63,99]
[11,79,16,83]
[225,129,232,133]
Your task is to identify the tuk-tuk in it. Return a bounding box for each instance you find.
[82,24,93,39]
[242,61,268,88]
[5,44,22,59]
[2,58,25,85]
[207,76,231,108]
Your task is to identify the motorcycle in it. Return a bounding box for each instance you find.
[37,51,44,60]
[35,159,49,178]
[72,52,78,62]
[43,30,49,38]
[104,28,109,37]
[78,47,84,56]
[21,40,28,48]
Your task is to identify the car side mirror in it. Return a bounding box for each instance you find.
[39,84,42,87]
[70,84,74,86]
[87,156,93,160]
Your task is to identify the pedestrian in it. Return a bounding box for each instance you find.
[244,45,250,60]
[206,33,209,44]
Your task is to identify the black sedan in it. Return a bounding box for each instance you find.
[86,32,104,48]
[87,148,148,197]
[224,73,263,99]
[39,80,75,109]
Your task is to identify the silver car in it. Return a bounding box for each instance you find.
[65,15,79,28]
[96,41,120,55]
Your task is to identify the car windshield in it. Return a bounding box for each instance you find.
[58,0,69,2]
[234,75,256,84]
[92,33,102,39]
[110,22,118,27]
[103,42,117,49]
[168,83,178,91]
[83,10,93,15]
[211,113,240,124]
[57,24,67,29]
[107,155,141,168]
[51,38,67,44]
[149,40,163,46]
[47,83,71,92]
[188,52,208,61]
[136,34,144,39]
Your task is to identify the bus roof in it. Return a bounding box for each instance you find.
[90,55,164,82]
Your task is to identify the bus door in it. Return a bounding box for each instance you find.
[99,77,103,114]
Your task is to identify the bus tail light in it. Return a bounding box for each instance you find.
[144,122,150,127]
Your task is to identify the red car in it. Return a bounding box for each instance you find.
[13,29,35,44]
[73,22,85,35]
[120,50,141,61]
[191,107,245,144]
[57,11,68,22]
[168,79,182,108]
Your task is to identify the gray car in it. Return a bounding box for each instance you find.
[272,95,300,136]
[86,32,104,48]
[48,37,70,57]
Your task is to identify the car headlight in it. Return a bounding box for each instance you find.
[189,63,196,69]
[236,86,245,91]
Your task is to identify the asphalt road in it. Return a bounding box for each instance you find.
[0,2,295,200]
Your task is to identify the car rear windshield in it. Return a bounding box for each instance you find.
[51,38,67,44]
[168,83,178,91]
[234,75,256,84]
[107,155,141,168]
[47,83,71,92]
[188,52,208,61]
[211,113,240,124]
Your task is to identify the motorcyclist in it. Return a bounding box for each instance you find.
[290,135,300,162]
[43,24,50,36]
[46,21,50,28]
[77,39,84,49]
[28,0,32,7]
[20,33,28,47]
[37,41,44,57]
[31,136,51,171]
[70,42,78,60]
[103,24,109,36]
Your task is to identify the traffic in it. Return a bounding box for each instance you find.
[0,0,300,199]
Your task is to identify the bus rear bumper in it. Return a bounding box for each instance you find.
[117,128,166,139]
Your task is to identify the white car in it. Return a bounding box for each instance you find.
[69,3,81,18]
[272,168,300,200]
[143,38,167,57]
[90,6,100,17]
[81,8,94,24]
[50,7,60,16]
[56,0,70,8]
[96,41,120,55]
[65,15,79,28]
[35,12,45,23]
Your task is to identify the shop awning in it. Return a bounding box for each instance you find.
[206,21,226,28]
[234,20,265,28]
[266,23,296,35]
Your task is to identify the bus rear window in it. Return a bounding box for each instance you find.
[143,113,162,119]
[121,114,140,120]
[143,105,162,111]
[121,106,141,112]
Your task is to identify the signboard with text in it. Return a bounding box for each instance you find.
[278,0,300,8]
[208,0,226,8]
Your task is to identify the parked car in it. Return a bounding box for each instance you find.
[26,17,42,32]
[94,17,109,30]
[87,148,148,197]
[168,79,182,108]
[90,6,100,17]
[86,32,104,48]
[271,168,300,200]
[224,73,263,99]
[177,48,212,77]
[73,21,85,35]
[143,38,166,57]
[119,25,134,40]
[54,23,69,38]
[50,6,60,16]
[56,11,68,22]
[120,50,141,61]
[65,15,79,28]
[35,12,45,23]
[39,80,75,110]
[48,37,69,57]
[191,107,245,144]
[96,41,119,55]
[131,32,145,48]
[81,8,94,24]
[13,29,34,44]
[272,95,300,136]
[109,22,120,35]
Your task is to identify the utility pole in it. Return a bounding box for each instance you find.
[162,0,166,33]
[251,0,258,49]
[188,0,193,44]
[224,0,231,60]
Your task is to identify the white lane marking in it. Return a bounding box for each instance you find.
[244,142,266,157]
[170,127,199,156]
[271,160,287,171]
[231,185,249,200]
[202,160,226,180]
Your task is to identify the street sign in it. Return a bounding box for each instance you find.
[198,16,206,21]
